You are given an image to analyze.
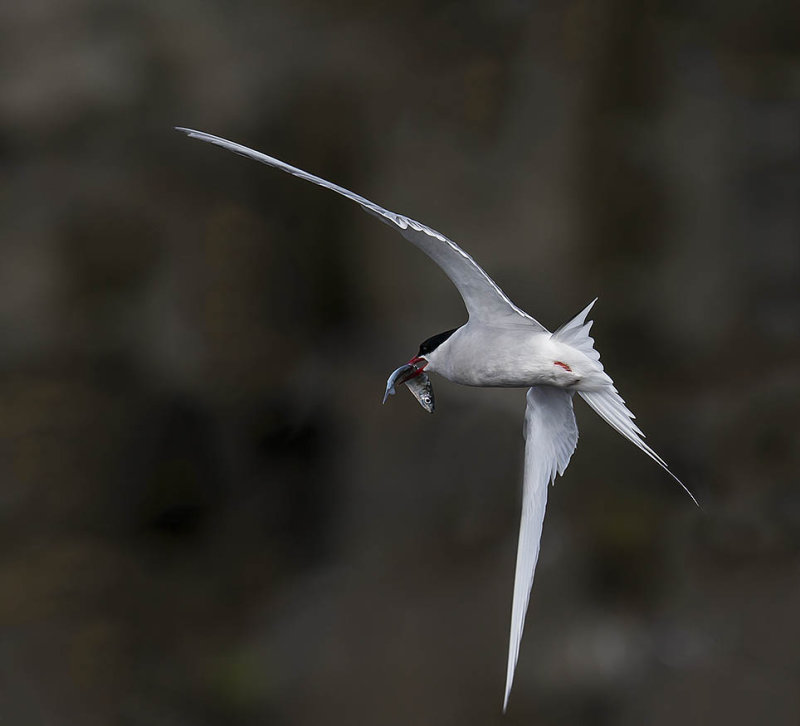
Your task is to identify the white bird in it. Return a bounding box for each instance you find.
[176,127,698,711]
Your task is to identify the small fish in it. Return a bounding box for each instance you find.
[383,363,415,403]
[382,363,435,413]
[406,370,435,413]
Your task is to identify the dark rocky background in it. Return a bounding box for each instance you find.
[1,1,798,724]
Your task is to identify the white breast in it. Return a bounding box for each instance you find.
[424,325,562,387]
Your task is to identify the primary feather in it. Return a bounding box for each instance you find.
[504,386,578,712]
[175,127,546,329]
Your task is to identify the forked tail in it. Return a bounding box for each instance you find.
[553,300,699,506]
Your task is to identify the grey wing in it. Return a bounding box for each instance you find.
[176,128,546,329]
[503,386,579,712]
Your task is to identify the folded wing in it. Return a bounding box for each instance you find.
[176,128,545,329]
[504,386,578,712]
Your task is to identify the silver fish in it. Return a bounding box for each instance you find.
[405,370,435,413]
[383,363,416,403]
[382,364,435,413]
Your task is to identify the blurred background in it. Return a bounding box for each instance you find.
[1,1,799,724]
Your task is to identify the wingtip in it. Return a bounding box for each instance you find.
[176,126,216,141]
[175,126,205,141]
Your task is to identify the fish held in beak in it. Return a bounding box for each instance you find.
[405,370,435,413]
[382,363,415,403]
[382,363,435,413]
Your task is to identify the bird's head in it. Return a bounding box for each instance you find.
[413,328,457,369]
[382,328,457,413]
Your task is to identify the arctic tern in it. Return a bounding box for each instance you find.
[177,127,698,711]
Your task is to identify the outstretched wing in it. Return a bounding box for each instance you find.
[176,128,545,329]
[504,386,578,712]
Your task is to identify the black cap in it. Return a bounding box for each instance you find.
[418,328,457,356]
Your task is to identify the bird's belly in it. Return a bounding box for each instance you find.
[440,343,569,388]
[428,326,590,389]
[447,360,566,388]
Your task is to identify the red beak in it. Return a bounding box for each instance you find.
[407,355,428,375]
